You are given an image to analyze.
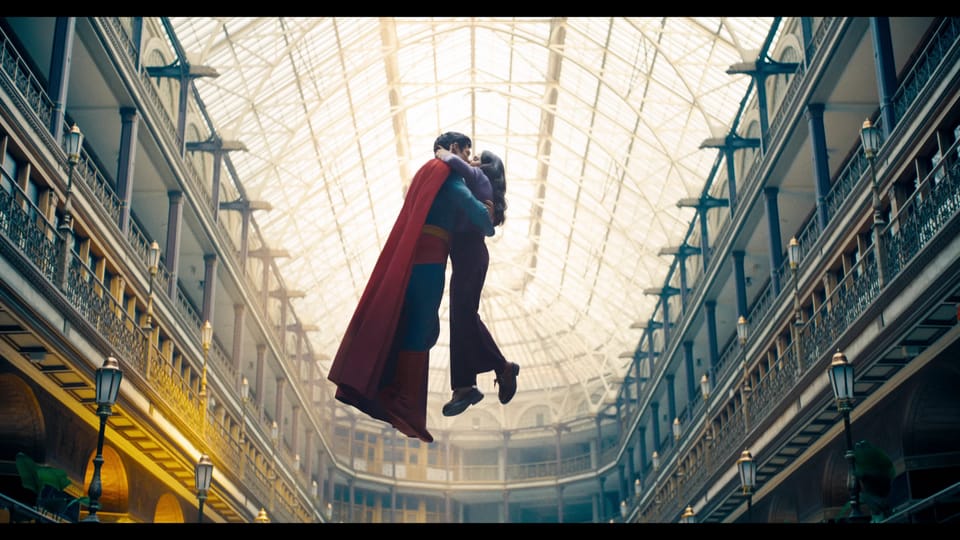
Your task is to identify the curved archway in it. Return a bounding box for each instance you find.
[153,492,186,523]
[0,373,46,461]
[82,444,130,515]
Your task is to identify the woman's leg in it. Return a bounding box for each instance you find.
[449,232,491,388]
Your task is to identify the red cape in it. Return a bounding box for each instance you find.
[327,158,451,421]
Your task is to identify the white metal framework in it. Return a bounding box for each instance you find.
[169,17,777,423]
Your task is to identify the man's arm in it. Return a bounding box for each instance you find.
[437,149,494,223]
[446,177,495,236]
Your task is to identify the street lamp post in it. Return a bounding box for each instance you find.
[788,237,801,325]
[828,350,861,519]
[195,454,213,522]
[270,420,279,510]
[737,315,751,428]
[737,449,757,522]
[240,376,249,441]
[651,451,660,472]
[860,119,886,287]
[84,356,123,522]
[672,417,681,441]
[788,236,803,373]
[200,321,212,431]
[59,125,83,290]
[144,241,160,329]
[680,505,696,523]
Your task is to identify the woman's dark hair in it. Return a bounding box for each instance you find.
[479,150,507,227]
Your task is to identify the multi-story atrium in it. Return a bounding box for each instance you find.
[1,17,959,524]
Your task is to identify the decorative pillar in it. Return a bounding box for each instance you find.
[870,17,898,135]
[698,134,760,216]
[47,17,76,140]
[650,402,661,453]
[725,56,799,153]
[763,187,784,295]
[231,304,245,386]
[806,103,832,230]
[683,340,696,401]
[255,344,267,405]
[677,196,729,272]
[201,253,217,324]
[116,107,139,234]
[186,137,247,221]
[705,300,719,371]
[659,244,701,313]
[164,191,184,298]
[733,250,749,318]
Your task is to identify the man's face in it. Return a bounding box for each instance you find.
[451,142,471,162]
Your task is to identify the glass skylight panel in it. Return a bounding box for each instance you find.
[167,16,777,415]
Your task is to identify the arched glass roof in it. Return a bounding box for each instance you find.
[169,17,777,422]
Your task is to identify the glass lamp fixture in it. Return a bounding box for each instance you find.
[66,124,83,165]
[828,350,855,412]
[201,320,213,351]
[860,118,881,159]
[737,315,749,345]
[148,241,160,275]
[788,237,800,271]
[95,356,123,406]
[195,454,213,493]
[737,449,756,494]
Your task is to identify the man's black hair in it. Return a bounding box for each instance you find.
[434,131,472,152]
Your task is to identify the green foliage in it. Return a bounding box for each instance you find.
[832,441,896,522]
[15,452,88,519]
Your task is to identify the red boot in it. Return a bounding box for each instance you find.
[378,350,433,443]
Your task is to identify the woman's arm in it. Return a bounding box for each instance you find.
[436,148,491,196]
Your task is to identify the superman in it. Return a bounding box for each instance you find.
[328,132,494,443]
